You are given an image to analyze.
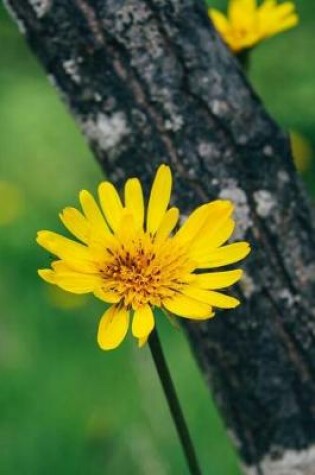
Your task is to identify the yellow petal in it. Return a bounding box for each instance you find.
[51,259,99,278]
[204,199,233,219]
[175,204,209,245]
[197,242,251,268]
[163,293,214,319]
[183,286,240,309]
[132,305,155,339]
[52,260,73,272]
[79,190,110,238]
[229,0,257,27]
[207,291,240,308]
[267,14,298,36]
[259,0,294,18]
[98,181,124,232]
[36,231,97,272]
[207,218,235,248]
[195,201,234,240]
[38,269,56,284]
[190,219,235,261]
[155,207,179,243]
[138,336,149,348]
[179,200,233,247]
[116,211,137,243]
[189,199,234,249]
[124,178,144,229]
[59,207,90,243]
[193,270,243,289]
[51,272,102,294]
[97,306,130,350]
[273,2,295,16]
[258,1,298,37]
[147,165,172,234]
[94,288,121,303]
[260,0,276,8]
[209,9,230,34]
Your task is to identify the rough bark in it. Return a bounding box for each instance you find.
[3,0,315,473]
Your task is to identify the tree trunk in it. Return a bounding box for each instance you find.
[3,0,315,473]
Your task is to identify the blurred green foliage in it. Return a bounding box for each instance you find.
[0,1,314,474]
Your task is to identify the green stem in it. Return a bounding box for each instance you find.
[237,48,250,72]
[149,329,202,475]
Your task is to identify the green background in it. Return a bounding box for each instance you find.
[0,1,314,474]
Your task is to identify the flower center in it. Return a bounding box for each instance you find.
[100,235,193,309]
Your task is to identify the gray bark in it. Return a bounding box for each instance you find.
[3,0,315,473]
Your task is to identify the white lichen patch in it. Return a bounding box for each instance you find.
[278,289,298,307]
[150,87,183,133]
[253,190,276,218]
[263,145,274,157]
[82,112,130,153]
[63,58,81,84]
[220,180,253,239]
[238,134,248,145]
[114,4,151,35]
[3,0,26,34]
[47,74,58,89]
[239,271,256,298]
[94,92,102,102]
[198,142,212,158]
[164,114,183,132]
[278,170,290,184]
[29,0,52,18]
[179,214,189,226]
[211,99,229,116]
[243,445,315,475]
[197,142,222,161]
[227,429,242,451]
[114,4,165,60]
[301,263,315,284]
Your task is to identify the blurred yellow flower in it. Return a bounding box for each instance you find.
[0,181,24,226]
[37,165,250,351]
[290,130,313,173]
[209,0,298,53]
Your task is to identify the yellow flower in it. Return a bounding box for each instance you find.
[0,181,24,226]
[209,0,298,53]
[36,165,250,350]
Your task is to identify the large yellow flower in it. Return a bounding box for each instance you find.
[37,165,250,350]
[209,0,298,53]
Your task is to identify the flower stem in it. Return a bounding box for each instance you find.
[237,49,250,72]
[149,329,202,475]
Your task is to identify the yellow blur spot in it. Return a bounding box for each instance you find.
[290,130,313,173]
[45,285,89,310]
[0,181,24,226]
[86,412,109,442]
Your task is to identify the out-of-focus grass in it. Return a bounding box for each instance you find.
[0,1,314,474]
